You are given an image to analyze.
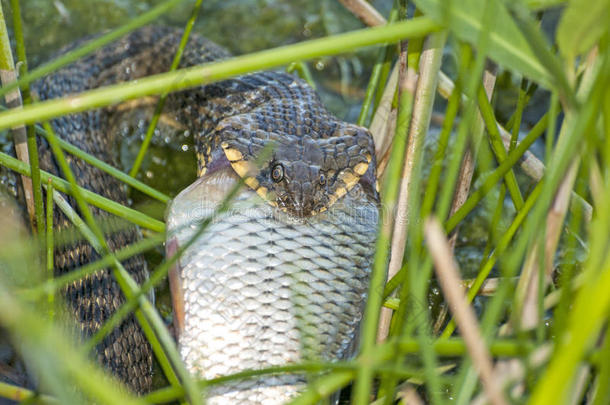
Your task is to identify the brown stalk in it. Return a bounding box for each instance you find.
[369,62,399,176]
[377,32,445,342]
[0,68,35,229]
[515,47,601,331]
[470,345,552,405]
[516,160,577,330]
[337,0,386,27]
[432,67,496,334]
[376,40,410,342]
[447,66,497,249]
[424,217,508,405]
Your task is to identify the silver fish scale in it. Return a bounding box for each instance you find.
[167,170,379,404]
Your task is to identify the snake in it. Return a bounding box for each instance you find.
[32,25,380,402]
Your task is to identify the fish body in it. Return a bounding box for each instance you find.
[166,168,378,403]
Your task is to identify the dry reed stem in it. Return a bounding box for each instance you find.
[447,67,497,250]
[337,0,386,27]
[589,159,603,207]
[517,160,577,330]
[397,385,425,405]
[424,217,508,405]
[0,68,35,229]
[376,38,411,343]
[369,62,399,174]
[433,69,496,333]
[377,33,445,342]
[471,345,552,405]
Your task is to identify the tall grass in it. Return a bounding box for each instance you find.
[0,0,609,404]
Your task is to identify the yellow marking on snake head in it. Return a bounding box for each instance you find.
[245,176,259,189]
[198,167,207,177]
[197,152,207,165]
[228,160,258,179]
[223,146,243,162]
[334,186,348,199]
[256,186,268,203]
[327,193,338,207]
[354,162,369,176]
[339,171,358,190]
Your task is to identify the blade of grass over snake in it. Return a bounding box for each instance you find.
[0,0,190,100]
[129,0,205,177]
[44,128,171,203]
[285,61,316,88]
[0,150,165,232]
[20,234,165,301]
[0,17,441,131]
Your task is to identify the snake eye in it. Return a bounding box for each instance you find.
[319,173,326,186]
[271,164,284,183]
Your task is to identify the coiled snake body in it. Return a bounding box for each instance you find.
[34,26,379,402]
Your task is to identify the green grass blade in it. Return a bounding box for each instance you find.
[0,17,441,131]
[477,86,524,210]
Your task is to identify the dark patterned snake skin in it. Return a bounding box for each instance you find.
[33,26,379,401]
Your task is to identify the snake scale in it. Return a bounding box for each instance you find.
[33,26,379,402]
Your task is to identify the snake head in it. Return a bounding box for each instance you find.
[219,122,375,218]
